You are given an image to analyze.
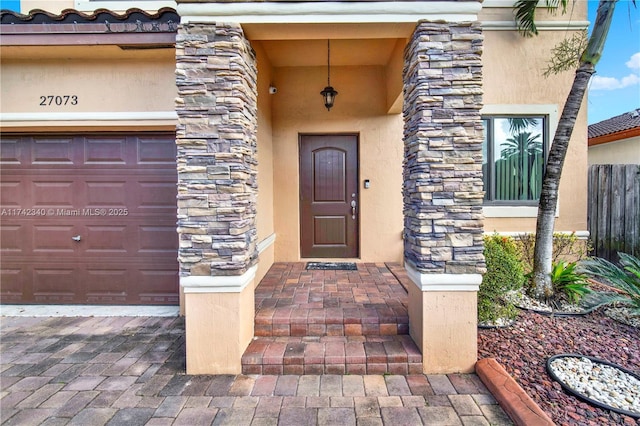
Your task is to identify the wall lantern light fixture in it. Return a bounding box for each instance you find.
[320,39,338,111]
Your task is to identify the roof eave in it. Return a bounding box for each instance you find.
[0,7,178,45]
[0,30,176,46]
[588,127,640,146]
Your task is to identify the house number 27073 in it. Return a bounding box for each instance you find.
[39,95,78,106]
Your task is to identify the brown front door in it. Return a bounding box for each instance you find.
[300,134,359,258]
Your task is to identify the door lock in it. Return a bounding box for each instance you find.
[350,200,357,219]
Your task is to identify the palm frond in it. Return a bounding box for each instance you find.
[501,131,542,158]
[544,0,566,14]
[582,292,640,315]
[514,0,569,37]
[620,252,640,281]
[508,117,539,133]
[514,0,540,37]
[579,257,638,295]
[579,253,640,314]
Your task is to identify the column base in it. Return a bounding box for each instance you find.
[181,266,257,374]
[406,262,480,374]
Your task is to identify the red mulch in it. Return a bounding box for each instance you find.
[478,309,640,425]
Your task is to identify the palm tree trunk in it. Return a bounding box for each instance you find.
[531,0,617,300]
[531,64,594,299]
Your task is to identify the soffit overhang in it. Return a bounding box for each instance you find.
[178,0,482,24]
[178,1,481,40]
[177,1,481,70]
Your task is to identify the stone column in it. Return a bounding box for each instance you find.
[175,22,258,374]
[402,21,485,373]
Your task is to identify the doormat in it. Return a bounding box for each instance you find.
[306,262,357,271]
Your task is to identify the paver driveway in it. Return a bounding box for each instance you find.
[0,315,513,425]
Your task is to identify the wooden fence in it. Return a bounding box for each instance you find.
[588,164,640,262]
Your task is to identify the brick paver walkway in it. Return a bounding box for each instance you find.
[254,263,409,337]
[0,315,513,425]
[243,263,423,375]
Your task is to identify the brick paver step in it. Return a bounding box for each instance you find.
[242,335,422,375]
[255,306,409,337]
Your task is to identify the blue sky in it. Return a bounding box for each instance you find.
[0,0,19,11]
[587,0,640,124]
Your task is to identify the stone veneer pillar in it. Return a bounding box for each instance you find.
[175,22,258,374]
[402,21,485,373]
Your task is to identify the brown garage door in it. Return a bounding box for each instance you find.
[0,133,179,304]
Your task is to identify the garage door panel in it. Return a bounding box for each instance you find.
[0,266,26,302]
[85,181,128,207]
[85,268,128,304]
[33,225,76,253]
[87,293,128,304]
[137,268,179,304]
[137,180,178,210]
[83,225,129,254]
[139,224,178,253]
[85,268,128,290]
[1,225,25,253]
[34,293,75,303]
[1,181,24,207]
[138,137,176,164]
[32,137,75,165]
[0,138,23,165]
[33,267,76,303]
[140,293,179,304]
[32,180,76,208]
[84,136,128,165]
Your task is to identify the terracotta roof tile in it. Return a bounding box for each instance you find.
[0,7,178,27]
[588,108,640,139]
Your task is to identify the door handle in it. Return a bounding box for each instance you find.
[72,235,81,242]
[350,200,357,218]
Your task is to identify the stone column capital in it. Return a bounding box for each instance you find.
[405,261,481,292]
[181,265,258,293]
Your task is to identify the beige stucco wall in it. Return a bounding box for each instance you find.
[409,284,477,374]
[269,62,404,262]
[19,1,173,14]
[184,281,255,374]
[479,1,587,24]
[589,137,640,165]
[1,56,175,114]
[254,43,276,280]
[20,0,72,13]
[0,46,176,131]
[481,26,589,235]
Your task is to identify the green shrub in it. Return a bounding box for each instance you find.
[479,235,526,323]
[579,252,640,316]
[515,232,591,295]
[515,232,591,275]
[550,261,591,304]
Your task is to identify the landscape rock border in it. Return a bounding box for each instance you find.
[476,358,554,425]
[478,318,516,329]
[546,353,640,419]
[516,305,597,317]
[506,290,598,317]
[478,309,639,424]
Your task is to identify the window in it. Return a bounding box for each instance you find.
[482,116,547,205]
